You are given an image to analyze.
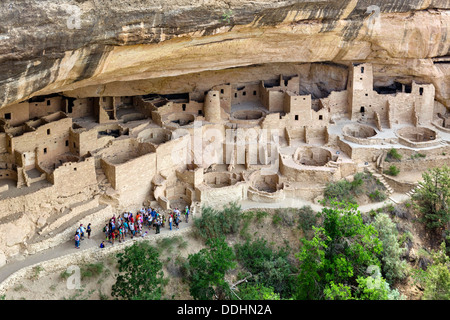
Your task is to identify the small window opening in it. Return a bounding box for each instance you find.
[182,104,186,111]
[319,115,323,120]
[295,115,299,121]
[360,107,365,113]
[4,113,11,120]
[43,148,47,154]
[47,129,50,135]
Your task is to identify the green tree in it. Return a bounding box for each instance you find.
[296,201,386,300]
[111,241,165,300]
[186,237,236,300]
[422,242,450,300]
[234,238,296,299]
[412,165,450,232]
[236,283,281,300]
[372,213,407,283]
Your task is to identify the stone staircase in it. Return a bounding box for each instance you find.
[405,183,423,198]
[365,167,394,196]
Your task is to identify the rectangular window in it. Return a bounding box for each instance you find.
[43,148,47,154]
[319,115,323,120]
[4,113,11,120]
[65,140,69,147]
[295,115,299,121]
[47,129,51,135]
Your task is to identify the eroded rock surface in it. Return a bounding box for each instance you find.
[0,0,449,108]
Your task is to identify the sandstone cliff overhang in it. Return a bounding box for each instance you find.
[0,0,449,108]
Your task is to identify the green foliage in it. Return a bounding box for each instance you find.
[411,153,426,159]
[421,242,450,300]
[385,148,402,162]
[236,283,281,300]
[412,165,450,231]
[255,210,269,222]
[372,213,407,282]
[234,238,296,299]
[31,265,44,280]
[324,180,357,204]
[80,263,104,280]
[297,206,318,232]
[296,201,386,300]
[369,190,387,202]
[273,208,296,227]
[111,241,165,300]
[186,237,236,300]
[384,165,400,176]
[324,172,387,205]
[193,202,242,242]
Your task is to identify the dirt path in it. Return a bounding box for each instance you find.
[0,217,192,285]
[0,194,410,286]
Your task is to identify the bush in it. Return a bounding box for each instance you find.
[372,213,407,283]
[369,190,387,202]
[385,148,402,162]
[186,237,236,300]
[297,206,318,232]
[80,263,105,280]
[324,180,356,204]
[112,241,165,300]
[384,165,400,176]
[193,202,242,242]
[273,208,296,227]
[234,238,296,299]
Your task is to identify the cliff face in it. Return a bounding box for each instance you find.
[1,0,450,108]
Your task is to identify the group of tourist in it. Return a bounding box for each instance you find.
[73,206,190,249]
[74,223,92,249]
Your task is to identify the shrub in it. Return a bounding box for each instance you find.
[369,190,387,202]
[385,148,402,162]
[111,241,165,300]
[80,263,104,280]
[193,202,242,242]
[384,165,400,176]
[372,213,407,282]
[297,206,318,232]
[234,238,296,299]
[273,208,296,227]
[324,180,356,204]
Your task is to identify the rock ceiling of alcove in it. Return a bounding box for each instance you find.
[0,0,449,108]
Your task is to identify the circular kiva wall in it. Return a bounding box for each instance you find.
[204,172,243,188]
[396,127,439,148]
[293,146,332,166]
[342,124,379,145]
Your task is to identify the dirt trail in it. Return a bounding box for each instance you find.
[0,194,410,286]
